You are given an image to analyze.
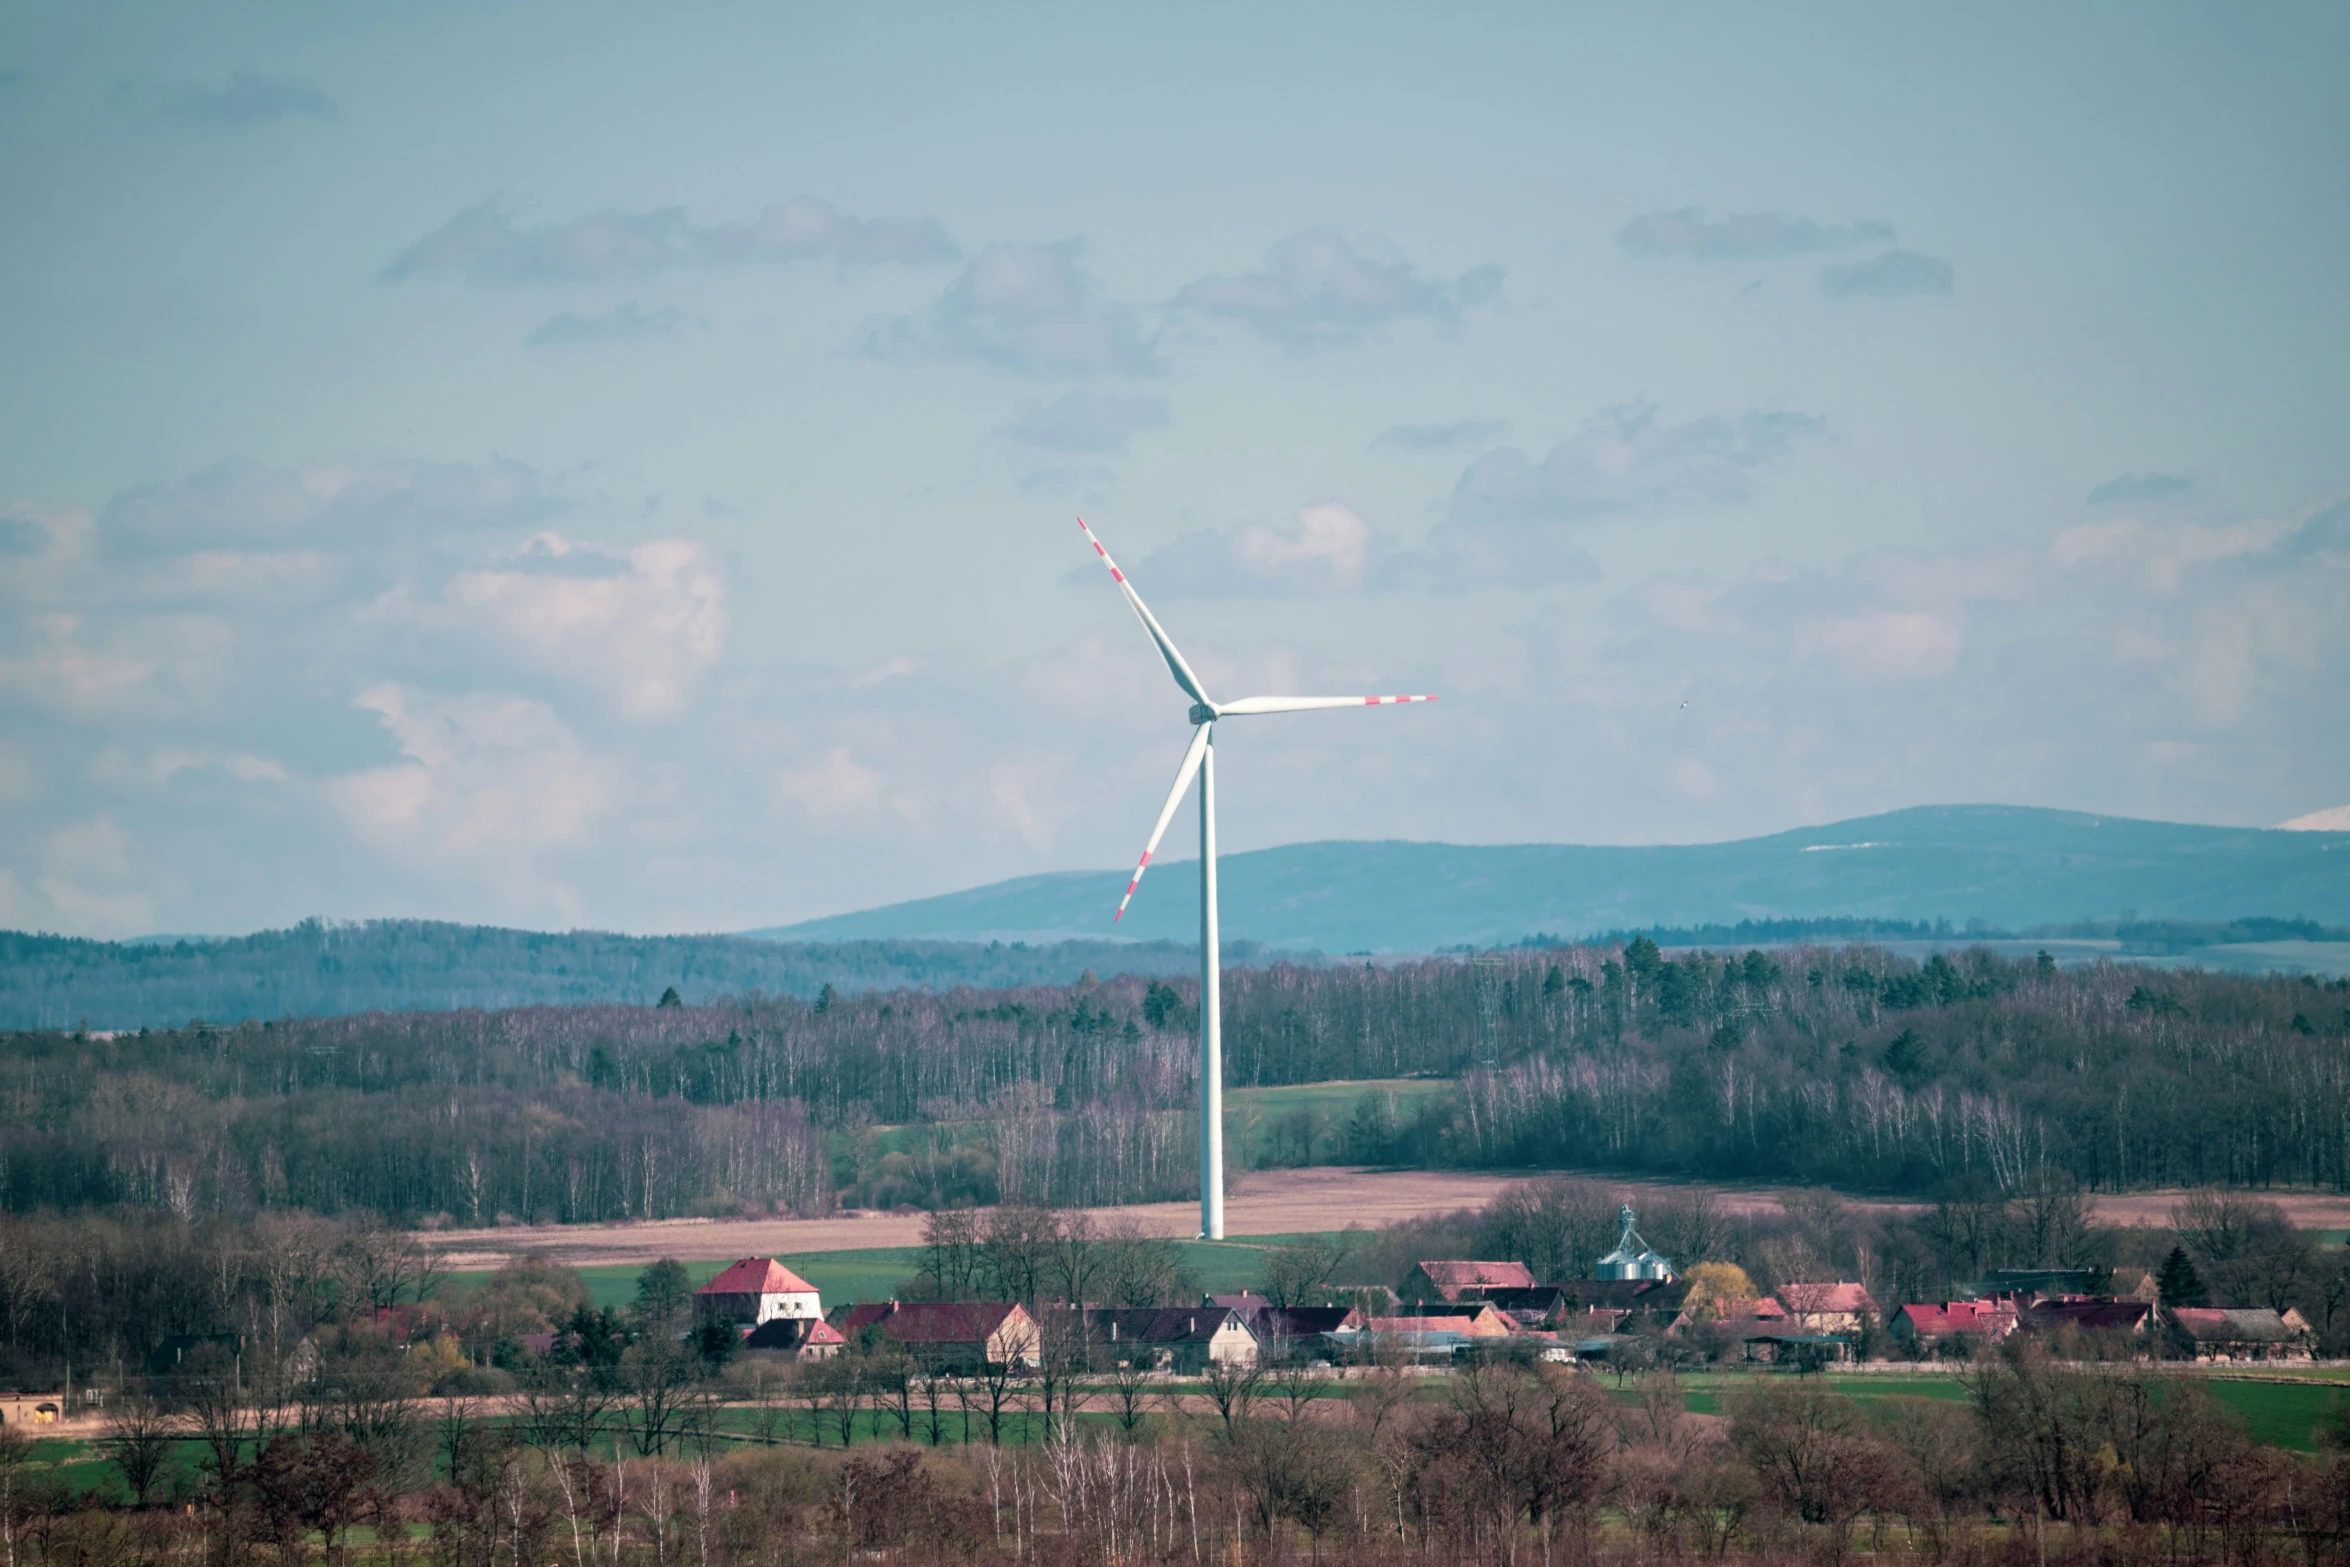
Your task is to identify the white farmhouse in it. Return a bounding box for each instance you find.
[694,1257,823,1327]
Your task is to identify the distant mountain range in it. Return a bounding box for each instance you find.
[753,804,2350,954]
[6,805,2344,1029]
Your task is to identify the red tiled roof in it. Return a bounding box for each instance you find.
[2024,1300,2150,1333]
[699,1258,819,1297]
[834,1302,1024,1345]
[1777,1282,1877,1315]
[1367,1316,1474,1334]
[1894,1300,2015,1336]
[2166,1307,2302,1343]
[1416,1261,1537,1291]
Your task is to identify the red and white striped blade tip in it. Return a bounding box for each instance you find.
[1363,694,1438,704]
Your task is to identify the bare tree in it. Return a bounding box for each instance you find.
[339,1215,445,1310]
[1096,1218,1188,1307]
[1102,1357,1160,1439]
[1200,1357,1265,1440]
[100,1394,179,1505]
[1261,1232,1354,1309]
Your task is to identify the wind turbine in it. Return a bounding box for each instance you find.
[1075,517,1435,1239]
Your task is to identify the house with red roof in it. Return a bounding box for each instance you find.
[2164,1307,2313,1363]
[1387,1302,1514,1338]
[695,1258,822,1328]
[829,1301,1041,1372]
[1888,1299,2018,1349]
[1401,1260,1538,1303]
[1775,1282,1878,1335]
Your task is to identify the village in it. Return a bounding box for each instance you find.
[678,1205,2321,1382]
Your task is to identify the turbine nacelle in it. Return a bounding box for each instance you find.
[1189,702,1216,726]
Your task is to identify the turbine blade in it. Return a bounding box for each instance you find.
[1215,694,1440,716]
[1114,724,1213,922]
[1076,518,1213,707]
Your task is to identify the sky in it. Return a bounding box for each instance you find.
[1,1,2346,939]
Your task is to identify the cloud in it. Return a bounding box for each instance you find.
[1016,466,1116,501]
[155,71,337,127]
[2088,472,2194,507]
[385,196,958,285]
[1370,420,1504,454]
[1796,609,1966,679]
[777,746,884,818]
[23,816,157,935]
[87,748,287,790]
[1118,406,1818,600]
[0,742,38,807]
[1618,208,1893,261]
[1127,505,1375,597]
[332,685,609,914]
[524,301,689,348]
[1171,229,1501,351]
[0,514,47,555]
[101,457,554,555]
[698,197,959,268]
[1819,249,1955,299]
[444,533,728,719]
[1004,391,1170,453]
[1448,405,1822,527]
[862,241,1163,377]
[0,612,230,718]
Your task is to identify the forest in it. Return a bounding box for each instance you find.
[1,939,2347,1225]
[0,922,1222,1031]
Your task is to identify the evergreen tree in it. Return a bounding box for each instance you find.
[2157,1244,2208,1307]
[634,1257,694,1329]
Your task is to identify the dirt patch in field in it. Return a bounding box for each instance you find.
[424,1167,1872,1270]
[2087,1190,2350,1230]
[419,1166,2350,1271]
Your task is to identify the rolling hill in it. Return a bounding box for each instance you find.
[752,804,2350,953]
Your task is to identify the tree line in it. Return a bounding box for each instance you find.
[0,919,1220,1031]
[2,941,2348,1223]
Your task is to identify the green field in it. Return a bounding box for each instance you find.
[1225,1077,1455,1165]
[1611,1369,2349,1453]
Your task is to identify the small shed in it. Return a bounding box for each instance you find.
[1743,1333,1853,1366]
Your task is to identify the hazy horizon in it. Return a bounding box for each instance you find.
[3,2,2345,938]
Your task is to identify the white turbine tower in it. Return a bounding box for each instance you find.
[1075,517,1435,1240]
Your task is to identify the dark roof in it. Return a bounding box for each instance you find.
[1137,1308,1247,1345]
[832,1302,1024,1345]
[1211,1299,1361,1337]
[745,1317,845,1350]
[2023,1300,2151,1333]
[1543,1280,1689,1311]
[1981,1269,2099,1295]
